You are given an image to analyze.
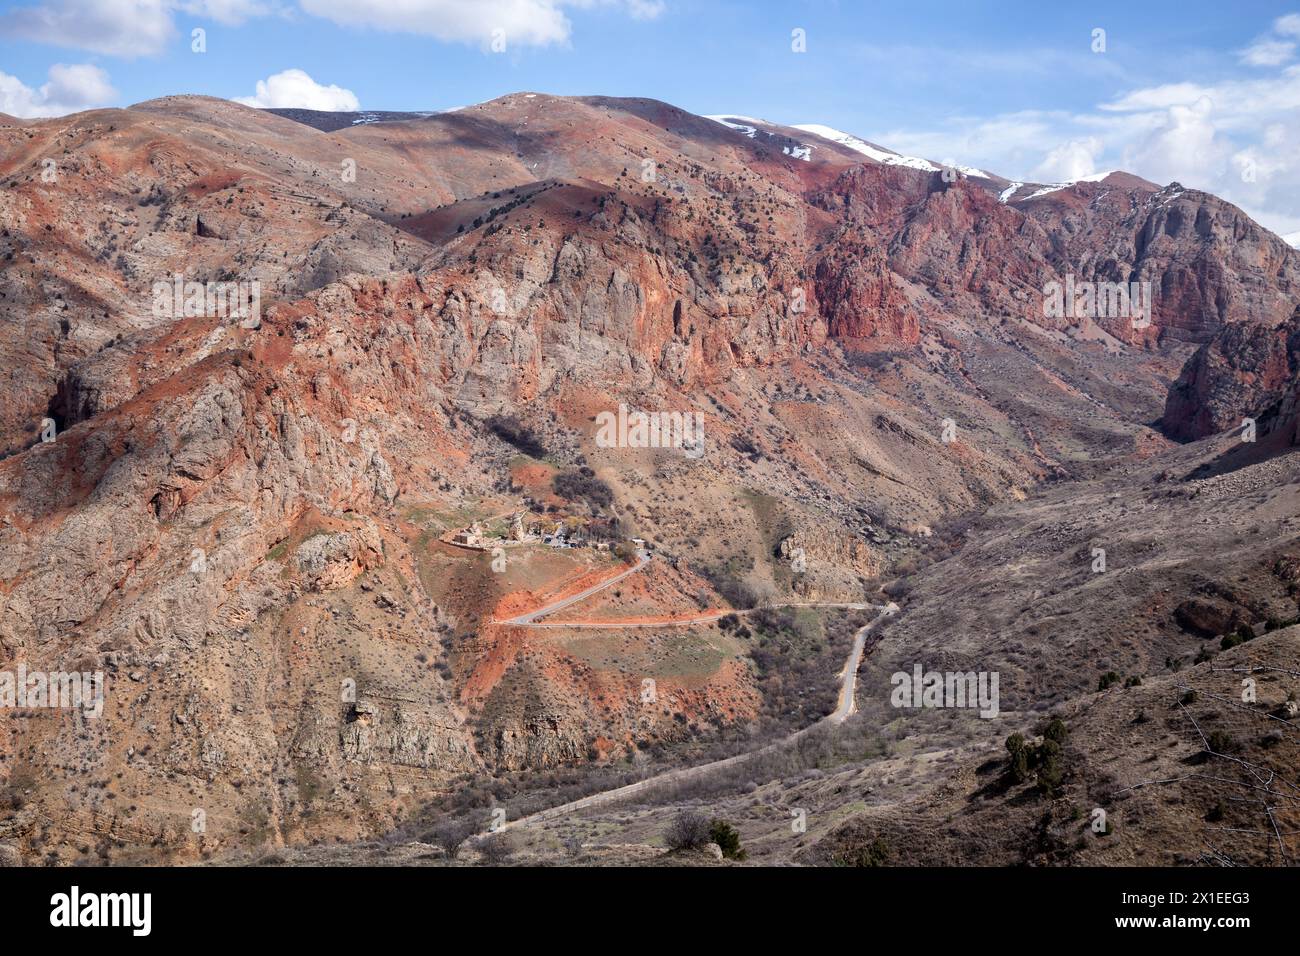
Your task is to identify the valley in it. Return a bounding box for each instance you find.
[0,90,1297,868]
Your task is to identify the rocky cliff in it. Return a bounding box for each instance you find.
[2,91,1298,862]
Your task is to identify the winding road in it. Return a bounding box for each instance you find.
[496,550,874,630]
[496,551,653,625]
[488,600,899,833]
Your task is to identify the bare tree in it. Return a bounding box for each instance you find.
[478,833,515,866]
[664,810,711,851]
[430,819,476,860]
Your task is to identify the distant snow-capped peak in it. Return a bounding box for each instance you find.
[709,115,1144,197]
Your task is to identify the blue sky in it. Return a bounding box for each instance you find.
[2,1,1298,235]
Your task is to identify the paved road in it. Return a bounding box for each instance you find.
[488,601,899,833]
[829,607,891,723]
[496,551,652,625]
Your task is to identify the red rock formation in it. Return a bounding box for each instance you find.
[815,242,917,348]
[3,91,1300,861]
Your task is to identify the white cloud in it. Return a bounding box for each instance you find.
[1241,38,1295,67]
[0,0,176,57]
[866,28,1300,238]
[234,68,359,110]
[298,0,661,47]
[0,0,273,57]
[298,0,566,46]
[1118,97,1227,188]
[1099,81,1216,112]
[0,63,116,117]
[1031,137,1103,182]
[1239,13,1300,66]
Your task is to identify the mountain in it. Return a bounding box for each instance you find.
[0,92,1297,866]
[264,107,441,131]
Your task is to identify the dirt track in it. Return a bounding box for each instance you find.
[492,602,898,832]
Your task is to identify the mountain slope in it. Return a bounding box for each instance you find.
[0,92,1297,864]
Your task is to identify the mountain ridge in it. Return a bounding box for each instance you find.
[0,88,1297,866]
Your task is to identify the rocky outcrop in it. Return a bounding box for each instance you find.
[1163,305,1300,440]
[778,527,884,600]
[1128,187,1299,341]
[812,164,1299,349]
[337,701,476,770]
[491,715,591,771]
[815,243,917,348]
[1173,598,1250,638]
[295,524,383,592]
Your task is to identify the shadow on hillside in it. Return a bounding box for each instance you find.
[1182,425,1299,481]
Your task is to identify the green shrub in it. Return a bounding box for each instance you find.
[708,819,746,860]
[1005,733,1030,783]
[1036,739,1064,796]
[1042,716,1069,744]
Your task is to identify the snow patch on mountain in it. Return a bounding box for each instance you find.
[708,114,816,160]
[706,115,759,138]
[793,123,989,178]
[1022,171,1117,201]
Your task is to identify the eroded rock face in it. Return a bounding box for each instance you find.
[815,243,917,349]
[333,701,475,769]
[2,91,1299,863]
[1127,188,1298,341]
[779,528,884,600]
[491,716,591,771]
[1163,306,1300,441]
[295,524,382,592]
[812,167,1300,350]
